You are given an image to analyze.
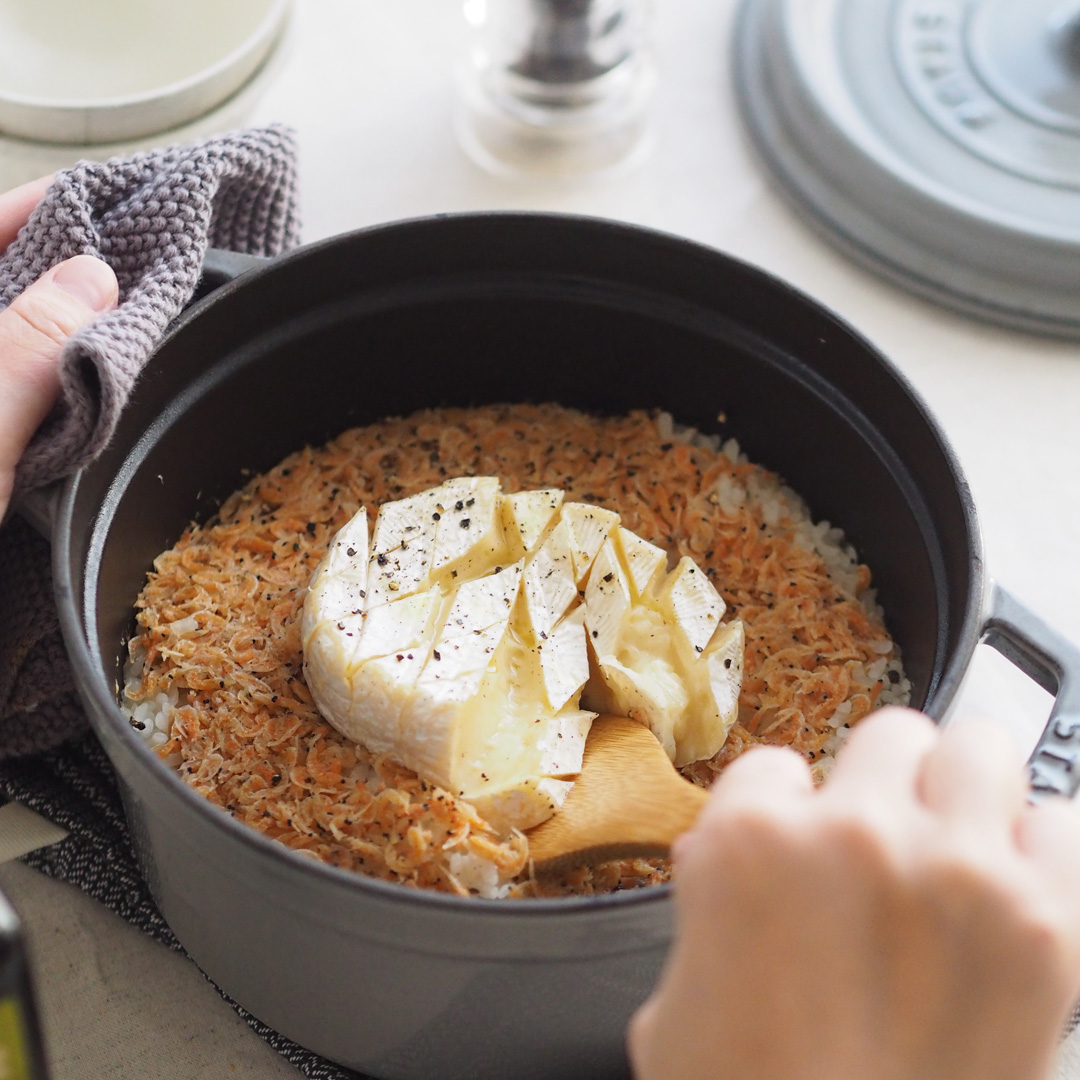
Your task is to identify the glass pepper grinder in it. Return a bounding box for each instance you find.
[455,0,656,180]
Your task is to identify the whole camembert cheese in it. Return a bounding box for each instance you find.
[301,478,743,833]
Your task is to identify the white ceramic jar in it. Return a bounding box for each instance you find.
[0,0,292,189]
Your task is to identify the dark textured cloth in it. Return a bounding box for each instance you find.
[0,517,83,759]
[0,124,299,761]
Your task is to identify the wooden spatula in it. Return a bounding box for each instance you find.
[526,714,710,874]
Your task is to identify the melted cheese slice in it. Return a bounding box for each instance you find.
[302,478,744,833]
[582,551,744,767]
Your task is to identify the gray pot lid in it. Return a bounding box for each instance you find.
[734,0,1080,337]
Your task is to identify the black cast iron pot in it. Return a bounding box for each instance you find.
[31,213,1080,1079]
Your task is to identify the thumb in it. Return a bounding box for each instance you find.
[0,254,118,518]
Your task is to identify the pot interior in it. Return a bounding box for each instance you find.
[66,213,976,756]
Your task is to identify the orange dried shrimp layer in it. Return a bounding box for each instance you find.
[126,404,902,898]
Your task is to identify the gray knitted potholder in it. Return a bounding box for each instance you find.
[1,124,299,496]
[0,123,299,760]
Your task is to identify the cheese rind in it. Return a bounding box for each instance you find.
[615,526,667,599]
[430,476,505,579]
[583,537,632,659]
[659,556,726,658]
[538,605,589,712]
[562,502,620,584]
[300,508,369,649]
[441,561,524,639]
[366,488,441,606]
[520,519,578,645]
[504,488,564,555]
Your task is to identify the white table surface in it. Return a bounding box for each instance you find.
[3,1,1080,1076]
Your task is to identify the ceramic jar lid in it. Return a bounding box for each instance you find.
[734,0,1080,337]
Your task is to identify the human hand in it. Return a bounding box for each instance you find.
[628,707,1080,1080]
[0,176,118,520]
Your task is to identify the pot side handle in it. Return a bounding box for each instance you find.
[982,582,1080,800]
[190,247,268,305]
